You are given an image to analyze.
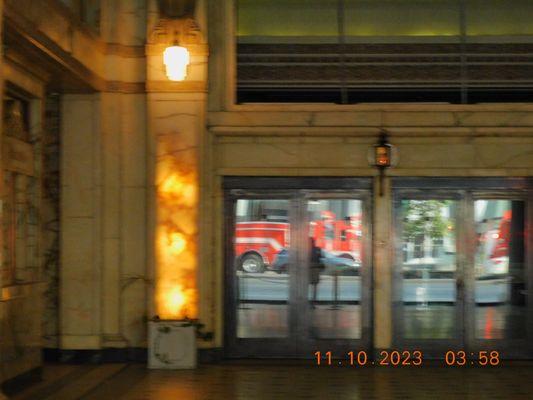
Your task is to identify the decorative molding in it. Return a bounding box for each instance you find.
[149,17,204,46]
[42,0,102,41]
[105,81,146,94]
[4,0,149,93]
[148,1,205,48]
[5,30,147,93]
[146,80,206,93]
[145,43,208,57]
[209,126,533,136]
[3,13,105,92]
[4,0,209,93]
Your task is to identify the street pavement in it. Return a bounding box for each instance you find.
[237,272,511,304]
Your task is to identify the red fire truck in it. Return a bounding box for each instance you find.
[479,209,512,275]
[235,212,362,273]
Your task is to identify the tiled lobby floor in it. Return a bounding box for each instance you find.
[11,362,533,400]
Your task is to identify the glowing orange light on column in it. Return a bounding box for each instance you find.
[156,170,198,320]
[160,174,184,196]
[168,232,187,255]
[167,286,186,311]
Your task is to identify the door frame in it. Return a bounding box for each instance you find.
[391,177,533,359]
[223,177,373,358]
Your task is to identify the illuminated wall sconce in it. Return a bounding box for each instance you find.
[153,0,200,82]
[163,42,190,81]
[368,130,397,196]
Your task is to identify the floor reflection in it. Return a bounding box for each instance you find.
[403,303,528,340]
[311,305,361,339]
[475,305,527,340]
[237,304,362,339]
[238,304,288,338]
[12,363,533,400]
[403,305,456,339]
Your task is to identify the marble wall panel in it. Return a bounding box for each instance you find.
[61,217,98,335]
[60,95,101,344]
[102,238,120,335]
[383,111,457,126]
[121,94,147,187]
[121,187,147,346]
[314,112,382,126]
[215,133,533,172]
[61,97,97,218]
[115,0,147,46]
[475,143,533,169]
[456,111,533,127]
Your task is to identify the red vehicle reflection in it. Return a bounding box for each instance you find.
[478,210,511,275]
[235,212,362,273]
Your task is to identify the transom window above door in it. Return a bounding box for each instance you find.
[235,0,533,103]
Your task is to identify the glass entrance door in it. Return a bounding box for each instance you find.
[302,197,371,343]
[224,181,372,358]
[470,198,530,358]
[394,195,464,355]
[234,198,292,340]
[393,179,532,359]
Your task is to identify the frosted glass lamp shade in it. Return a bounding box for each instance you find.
[163,46,190,81]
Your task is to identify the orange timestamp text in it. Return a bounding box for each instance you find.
[315,350,423,366]
[314,350,501,366]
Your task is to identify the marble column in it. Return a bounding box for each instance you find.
[373,176,393,351]
[146,0,209,332]
[59,0,148,351]
[60,95,103,350]
[99,0,147,349]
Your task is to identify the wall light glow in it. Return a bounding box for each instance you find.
[163,45,190,81]
[156,168,198,320]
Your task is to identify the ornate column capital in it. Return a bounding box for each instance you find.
[149,17,203,47]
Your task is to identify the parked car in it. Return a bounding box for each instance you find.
[271,248,360,275]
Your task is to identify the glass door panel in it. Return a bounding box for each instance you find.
[225,180,372,358]
[306,199,363,339]
[394,180,532,359]
[234,199,291,338]
[226,180,372,358]
[399,199,459,340]
[474,200,527,340]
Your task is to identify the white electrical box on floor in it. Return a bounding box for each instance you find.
[148,320,197,369]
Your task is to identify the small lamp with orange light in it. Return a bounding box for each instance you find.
[368,130,396,196]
